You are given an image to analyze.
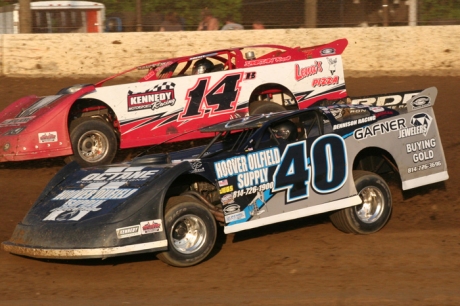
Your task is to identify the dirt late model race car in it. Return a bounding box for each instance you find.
[2,87,448,267]
[0,39,349,167]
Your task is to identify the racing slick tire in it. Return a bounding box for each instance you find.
[249,100,286,115]
[329,170,392,234]
[157,196,217,267]
[69,118,117,167]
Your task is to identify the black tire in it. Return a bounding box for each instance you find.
[249,100,286,115]
[157,196,217,267]
[69,118,117,167]
[329,170,392,234]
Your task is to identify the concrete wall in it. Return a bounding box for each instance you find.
[1,25,459,77]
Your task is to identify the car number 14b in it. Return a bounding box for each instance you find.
[273,134,348,202]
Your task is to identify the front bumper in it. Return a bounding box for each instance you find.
[2,240,167,259]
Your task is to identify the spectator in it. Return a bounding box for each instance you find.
[197,8,219,31]
[252,20,265,29]
[160,12,183,32]
[221,15,244,30]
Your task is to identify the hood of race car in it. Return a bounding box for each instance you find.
[22,162,172,226]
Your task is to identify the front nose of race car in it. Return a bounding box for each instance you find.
[2,193,168,259]
[2,164,172,260]
[0,86,96,162]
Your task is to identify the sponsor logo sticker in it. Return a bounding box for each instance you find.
[141,219,163,234]
[117,225,141,239]
[411,96,431,110]
[38,131,58,143]
[127,82,177,112]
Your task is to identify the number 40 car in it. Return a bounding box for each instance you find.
[2,87,448,267]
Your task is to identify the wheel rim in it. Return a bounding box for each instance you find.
[170,214,207,255]
[354,186,384,223]
[77,130,109,163]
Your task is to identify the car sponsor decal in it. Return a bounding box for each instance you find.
[410,96,431,110]
[141,220,163,234]
[38,131,58,143]
[43,167,159,222]
[219,185,234,194]
[406,138,437,163]
[214,147,281,189]
[127,82,177,112]
[333,115,376,130]
[327,57,337,75]
[320,48,336,56]
[398,113,432,139]
[116,219,163,239]
[295,61,323,81]
[312,76,339,87]
[354,118,406,140]
[244,56,291,67]
[116,225,141,239]
[351,92,420,109]
[190,161,205,173]
[221,194,235,205]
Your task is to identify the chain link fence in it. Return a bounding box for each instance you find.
[0,0,459,33]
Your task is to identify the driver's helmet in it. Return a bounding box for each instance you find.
[271,120,298,141]
[192,58,214,74]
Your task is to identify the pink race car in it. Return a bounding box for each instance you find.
[0,39,348,166]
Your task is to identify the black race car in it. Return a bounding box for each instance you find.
[2,87,448,267]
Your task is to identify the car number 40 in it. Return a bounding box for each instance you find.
[273,134,348,202]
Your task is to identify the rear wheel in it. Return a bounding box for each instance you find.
[249,100,286,115]
[69,118,117,167]
[157,196,217,267]
[329,170,392,234]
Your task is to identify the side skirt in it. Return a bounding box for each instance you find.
[224,195,361,234]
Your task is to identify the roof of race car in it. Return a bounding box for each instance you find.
[199,104,384,133]
[94,39,348,87]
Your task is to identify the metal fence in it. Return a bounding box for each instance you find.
[1,0,459,33]
[106,0,460,32]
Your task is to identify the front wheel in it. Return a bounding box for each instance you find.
[69,118,117,167]
[157,196,217,267]
[329,170,392,234]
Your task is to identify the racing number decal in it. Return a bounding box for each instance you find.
[179,73,242,120]
[273,142,310,201]
[273,135,347,202]
[311,135,347,193]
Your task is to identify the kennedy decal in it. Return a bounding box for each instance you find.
[127,82,177,112]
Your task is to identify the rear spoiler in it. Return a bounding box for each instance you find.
[346,87,437,111]
[405,87,437,112]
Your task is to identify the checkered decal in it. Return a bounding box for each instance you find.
[152,82,176,91]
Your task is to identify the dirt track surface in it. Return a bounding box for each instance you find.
[0,76,459,305]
